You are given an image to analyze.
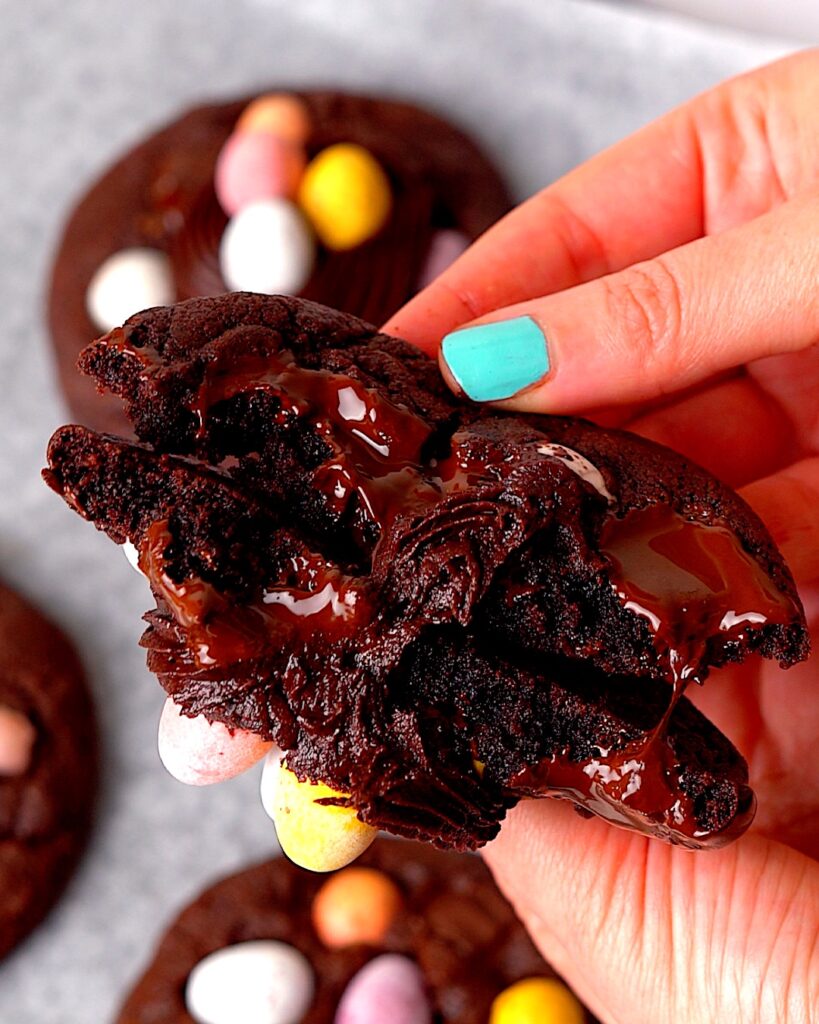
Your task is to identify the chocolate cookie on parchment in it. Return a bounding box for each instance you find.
[0,580,97,958]
[115,839,594,1024]
[48,91,511,433]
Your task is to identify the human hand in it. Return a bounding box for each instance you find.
[386,51,819,1024]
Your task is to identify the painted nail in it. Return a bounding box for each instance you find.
[440,316,549,402]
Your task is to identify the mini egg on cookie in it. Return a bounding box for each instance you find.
[114,841,594,1024]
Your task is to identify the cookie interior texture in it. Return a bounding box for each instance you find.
[44,294,809,851]
[48,91,511,433]
[0,581,97,958]
[114,839,595,1024]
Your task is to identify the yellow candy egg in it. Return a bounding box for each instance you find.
[489,977,585,1024]
[260,750,377,872]
[297,143,392,251]
[312,867,402,948]
[237,93,312,145]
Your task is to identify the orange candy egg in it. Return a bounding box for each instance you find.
[237,93,312,145]
[312,867,402,948]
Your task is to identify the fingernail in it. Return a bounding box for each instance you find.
[440,316,550,402]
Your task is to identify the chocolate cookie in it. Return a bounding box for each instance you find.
[115,839,595,1024]
[43,294,808,856]
[0,580,97,958]
[48,91,511,433]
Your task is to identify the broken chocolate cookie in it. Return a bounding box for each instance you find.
[44,294,808,857]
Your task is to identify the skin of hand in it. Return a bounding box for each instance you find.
[385,50,819,1024]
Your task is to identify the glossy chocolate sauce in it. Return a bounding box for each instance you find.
[512,505,795,847]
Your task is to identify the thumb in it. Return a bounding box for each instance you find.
[483,801,819,1024]
[436,193,819,412]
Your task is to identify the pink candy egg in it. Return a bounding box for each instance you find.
[0,704,36,776]
[158,698,272,786]
[335,955,431,1024]
[215,132,306,217]
[417,229,470,289]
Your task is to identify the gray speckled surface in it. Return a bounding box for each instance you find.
[0,1,789,1020]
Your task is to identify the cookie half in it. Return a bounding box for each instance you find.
[115,839,596,1024]
[0,580,97,958]
[43,294,808,856]
[48,91,511,433]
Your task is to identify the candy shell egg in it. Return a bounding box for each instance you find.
[298,143,392,251]
[489,977,586,1024]
[0,704,36,777]
[158,697,272,786]
[418,229,470,288]
[237,94,312,145]
[185,939,313,1024]
[86,247,174,333]
[335,954,431,1024]
[312,867,402,948]
[215,132,306,216]
[219,199,314,295]
[260,748,376,872]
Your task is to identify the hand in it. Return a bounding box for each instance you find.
[386,51,819,1024]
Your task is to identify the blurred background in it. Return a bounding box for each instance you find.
[0,1,814,1020]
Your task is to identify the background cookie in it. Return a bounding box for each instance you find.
[115,838,596,1024]
[0,581,97,959]
[48,90,512,434]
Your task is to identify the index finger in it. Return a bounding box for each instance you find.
[387,50,819,354]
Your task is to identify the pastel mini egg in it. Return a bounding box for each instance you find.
[298,143,392,251]
[417,228,470,288]
[335,954,431,1024]
[312,867,402,948]
[0,704,37,777]
[122,540,141,573]
[158,697,272,786]
[489,977,585,1024]
[86,247,174,333]
[219,199,315,295]
[237,94,312,145]
[260,749,376,872]
[215,132,306,216]
[185,939,313,1024]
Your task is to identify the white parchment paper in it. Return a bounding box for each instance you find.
[0,1,789,1019]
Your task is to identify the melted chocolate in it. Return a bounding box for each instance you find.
[510,508,792,847]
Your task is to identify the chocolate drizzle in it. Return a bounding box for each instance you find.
[44,294,810,851]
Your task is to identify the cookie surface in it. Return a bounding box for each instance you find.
[44,294,808,854]
[0,581,97,958]
[115,839,596,1024]
[48,91,511,433]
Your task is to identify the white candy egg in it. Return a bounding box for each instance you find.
[335,954,431,1024]
[122,540,141,573]
[158,698,272,786]
[219,198,315,295]
[86,247,174,333]
[185,940,314,1024]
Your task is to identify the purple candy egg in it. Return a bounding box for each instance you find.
[335,954,431,1024]
[417,229,470,289]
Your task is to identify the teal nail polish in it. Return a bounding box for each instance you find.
[441,316,550,402]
